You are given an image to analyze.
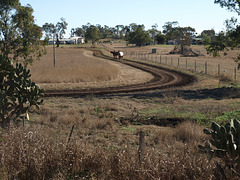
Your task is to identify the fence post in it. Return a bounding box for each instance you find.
[234,67,237,81]
[160,55,162,64]
[178,57,180,67]
[205,62,207,74]
[195,60,197,71]
[218,64,220,75]
[186,58,188,69]
[67,124,75,145]
[138,130,145,164]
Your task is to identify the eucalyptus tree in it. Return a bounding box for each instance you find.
[127,25,151,46]
[214,0,240,14]
[42,17,68,47]
[0,0,45,66]
[85,25,100,44]
[162,21,179,41]
[0,0,44,127]
[207,0,240,66]
[148,23,159,44]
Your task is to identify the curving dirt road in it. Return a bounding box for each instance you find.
[44,49,196,97]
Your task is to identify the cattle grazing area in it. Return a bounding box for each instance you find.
[1,43,240,179]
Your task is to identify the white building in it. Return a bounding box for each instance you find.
[48,36,85,45]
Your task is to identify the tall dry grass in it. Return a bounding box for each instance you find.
[30,47,120,83]
[0,123,219,180]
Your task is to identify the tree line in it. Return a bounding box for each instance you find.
[42,20,219,47]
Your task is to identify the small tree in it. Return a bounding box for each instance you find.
[162,21,179,42]
[148,24,159,44]
[211,0,240,67]
[155,33,166,44]
[205,32,229,57]
[42,18,68,47]
[85,25,100,45]
[0,0,44,127]
[127,25,151,46]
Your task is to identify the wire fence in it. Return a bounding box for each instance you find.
[123,51,240,82]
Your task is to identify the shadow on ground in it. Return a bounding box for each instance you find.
[126,86,240,101]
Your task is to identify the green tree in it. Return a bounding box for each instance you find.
[42,18,68,47]
[176,26,196,47]
[85,25,100,44]
[148,24,159,44]
[200,29,216,45]
[205,31,229,57]
[0,0,45,67]
[42,23,55,40]
[162,21,179,41]
[127,25,151,46]
[214,0,240,14]
[0,0,44,127]
[210,0,240,66]
[155,32,166,44]
[70,27,84,37]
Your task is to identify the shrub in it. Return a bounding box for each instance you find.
[0,55,43,127]
[199,119,240,179]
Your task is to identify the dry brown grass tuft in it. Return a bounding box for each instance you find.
[173,121,208,143]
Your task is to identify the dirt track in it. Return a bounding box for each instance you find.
[44,49,196,97]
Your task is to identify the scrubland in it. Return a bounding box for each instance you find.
[1,44,240,179]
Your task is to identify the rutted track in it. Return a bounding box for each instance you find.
[44,49,196,97]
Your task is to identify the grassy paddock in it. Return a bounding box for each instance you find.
[1,44,240,179]
[30,47,120,83]
[29,46,153,91]
[1,88,239,178]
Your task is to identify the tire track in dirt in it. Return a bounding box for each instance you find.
[44,49,196,97]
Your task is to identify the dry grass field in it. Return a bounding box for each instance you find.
[1,43,240,179]
[30,47,153,90]
[105,43,240,81]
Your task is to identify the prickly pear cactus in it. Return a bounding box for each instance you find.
[0,55,43,127]
[199,119,240,168]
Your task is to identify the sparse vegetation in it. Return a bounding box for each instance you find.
[2,42,240,179]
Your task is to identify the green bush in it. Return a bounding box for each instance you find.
[199,119,240,178]
[0,55,43,127]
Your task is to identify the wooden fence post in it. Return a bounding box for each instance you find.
[178,57,180,67]
[205,62,207,74]
[218,64,220,75]
[234,67,237,81]
[67,124,75,145]
[138,130,145,163]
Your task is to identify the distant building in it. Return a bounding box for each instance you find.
[167,40,178,45]
[48,36,85,45]
[192,38,203,45]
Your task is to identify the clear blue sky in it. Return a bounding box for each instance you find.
[20,0,237,37]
